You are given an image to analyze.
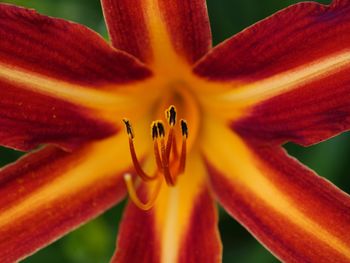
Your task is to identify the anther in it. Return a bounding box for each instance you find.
[166,105,177,126]
[124,173,162,211]
[157,121,165,137]
[151,121,159,140]
[123,120,157,181]
[123,118,134,139]
[181,119,188,138]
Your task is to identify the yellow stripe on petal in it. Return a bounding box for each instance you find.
[145,0,183,69]
[0,62,128,108]
[220,50,350,106]
[154,152,207,262]
[0,62,158,124]
[102,0,211,67]
[198,50,350,120]
[0,4,153,124]
[193,1,350,122]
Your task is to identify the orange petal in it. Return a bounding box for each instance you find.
[0,133,141,262]
[102,0,211,66]
[111,153,222,263]
[203,120,350,262]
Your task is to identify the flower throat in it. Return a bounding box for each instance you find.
[122,106,188,210]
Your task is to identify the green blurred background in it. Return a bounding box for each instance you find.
[0,0,348,262]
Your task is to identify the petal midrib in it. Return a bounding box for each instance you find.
[221,49,350,105]
[0,61,137,110]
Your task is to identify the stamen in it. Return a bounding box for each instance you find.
[178,119,188,174]
[181,119,188,138]
[123,119,157,181]
[123,106,189,210]
[124,173,162,211]
[151,122,163,170]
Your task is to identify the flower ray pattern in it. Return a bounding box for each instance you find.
[0,0,349,262]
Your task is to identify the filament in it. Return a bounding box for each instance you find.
[124,119,157,181]
[165,127,174,159]
[153,140,163,170]
[124,174,162,210]
[172,135,179,160]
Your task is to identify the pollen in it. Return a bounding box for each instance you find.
[122,106,188,210]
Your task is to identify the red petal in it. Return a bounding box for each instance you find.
[0,135,133,262]
[101,0,211,64]
[0,4,151,87]
[194,0,350,82]
[233,68,350,146]
[203,124,350,262]
[0,79,118,151]
[194,0,350,146]
[178,189,222,263]
[111,154,221,262]
[0,4,153,150]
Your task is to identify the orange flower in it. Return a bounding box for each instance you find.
[0,0,350,262]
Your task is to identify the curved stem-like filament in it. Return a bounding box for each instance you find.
[128,137,158,181]
[124,174,163,211]
[165,127,174,159]
[172,135,179,160]
[153,140,163,170]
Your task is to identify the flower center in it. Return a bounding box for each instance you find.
[122,105,188,210]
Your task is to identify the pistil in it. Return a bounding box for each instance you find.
[122,106,188,210]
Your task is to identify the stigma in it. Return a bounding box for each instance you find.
[122,105,188,210]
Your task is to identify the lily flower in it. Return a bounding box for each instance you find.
[0,0,350,262]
